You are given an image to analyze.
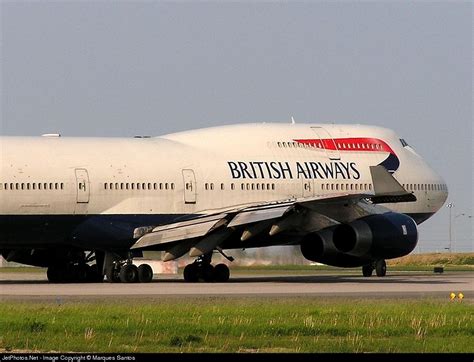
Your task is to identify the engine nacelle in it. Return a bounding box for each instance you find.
[300,228,371,267]
[332,212,418,259]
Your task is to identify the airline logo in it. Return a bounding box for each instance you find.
[227,138,399,180]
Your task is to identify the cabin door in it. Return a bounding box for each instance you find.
[302,179,314,198]
[75,168,90,203]
[182,169,197,204]
[311,127,341,160]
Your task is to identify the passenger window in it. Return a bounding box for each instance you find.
[231,183,235,190]
[171,183,175,190]
[220,183,225,190]
[271,184,275,190]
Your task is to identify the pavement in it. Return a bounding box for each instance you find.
[0,271,472,300]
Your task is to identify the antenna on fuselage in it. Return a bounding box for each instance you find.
[291,116,295,124]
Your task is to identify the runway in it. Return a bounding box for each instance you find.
[0,271,472,300]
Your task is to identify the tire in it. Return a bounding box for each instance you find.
[120,264,139,283]
[47,265,62,283]
[362,264,373,277]
[87,264,104,283]
[74,264,90,283]
[375,259,387,277]
[138,264,153,283]
[183,264,199,282]
[201,264,215,282]
[106,264,120,283]
[213,264,230,282]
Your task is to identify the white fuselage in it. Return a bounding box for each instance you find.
[0,123,448,249]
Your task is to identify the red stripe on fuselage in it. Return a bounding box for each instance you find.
[293,137,395,155]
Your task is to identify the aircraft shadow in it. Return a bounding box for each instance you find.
[0,273,464,285]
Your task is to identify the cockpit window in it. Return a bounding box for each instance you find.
[400,139,409,147]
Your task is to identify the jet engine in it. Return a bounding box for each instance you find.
[332,212,418,259]
[300,227,372,267]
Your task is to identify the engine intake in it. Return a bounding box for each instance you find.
[333,212,418,259]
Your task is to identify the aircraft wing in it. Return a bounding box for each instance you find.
[131,165,416,257]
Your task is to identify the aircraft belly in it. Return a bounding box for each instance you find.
[0,214,187,249]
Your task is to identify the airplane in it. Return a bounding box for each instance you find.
[0,123,448,283]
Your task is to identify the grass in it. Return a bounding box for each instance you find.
[388,252,474,267]
[0,298,472,353]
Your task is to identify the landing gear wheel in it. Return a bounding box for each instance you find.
[47,265,63,283]
[138,264,153,283]
[87,264,104,282]
[183,263,199,282]
[213,264,230,282]
[362,264,373,277]
[120,264,139,283]
[375,259,387,277]
[201,264,215,282]
[106,264,121,283]
[74,264,90,283]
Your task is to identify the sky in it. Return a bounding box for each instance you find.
[1,1,472,253]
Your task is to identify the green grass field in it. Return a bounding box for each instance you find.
[0,298,472,353]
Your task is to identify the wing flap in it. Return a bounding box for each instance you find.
[227,205,292,228]
[131,214,227,249]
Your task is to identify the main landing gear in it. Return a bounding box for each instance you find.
[362,259,387,277]
[183,252,231,283]
[104,252,154,283]
[46,251,104,283]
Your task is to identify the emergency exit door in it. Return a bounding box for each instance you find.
[75,168,90,203]
[182,169,197,204]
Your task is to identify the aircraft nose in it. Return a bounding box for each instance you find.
[432,167,449,207]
